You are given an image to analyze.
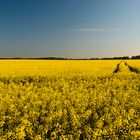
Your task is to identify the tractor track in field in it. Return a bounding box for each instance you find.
[113,62,121,73]
[113,61,140,74]
[124,62,140,74]
[113,63,121,73]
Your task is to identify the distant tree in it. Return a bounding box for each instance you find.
[131,55,140,59]
[122,56,129,59]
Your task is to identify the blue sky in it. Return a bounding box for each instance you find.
[0,0,140,58]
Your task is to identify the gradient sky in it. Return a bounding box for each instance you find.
[0,0,140,58]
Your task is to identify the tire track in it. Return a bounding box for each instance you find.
[113,61,140,74]
[113,62,121,73]
[124,62,140,74]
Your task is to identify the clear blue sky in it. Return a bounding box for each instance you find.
[0,0,140,58]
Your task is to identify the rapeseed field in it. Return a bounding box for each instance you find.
[0,60,140,139]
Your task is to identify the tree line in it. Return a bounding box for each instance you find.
[0,55,139,60]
